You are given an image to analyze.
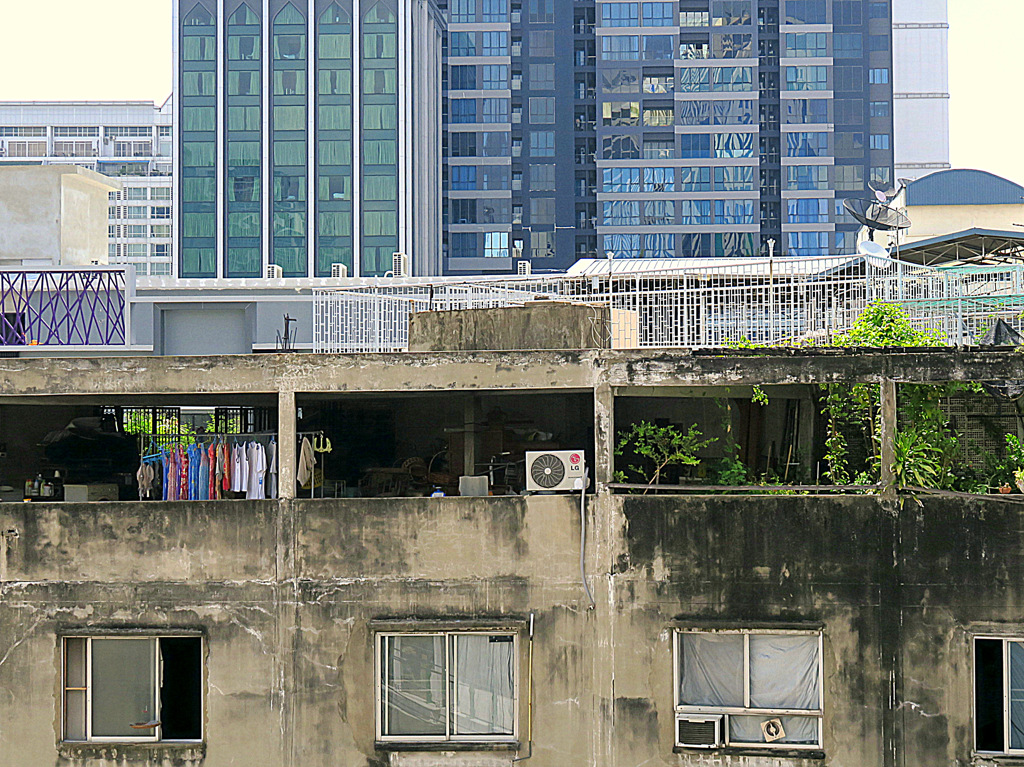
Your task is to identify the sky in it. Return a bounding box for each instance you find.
[0,0,1018,184]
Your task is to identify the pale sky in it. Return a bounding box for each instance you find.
[0,1,1017,184]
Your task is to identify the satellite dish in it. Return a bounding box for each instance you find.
[858,240,890,258]
[842,198,912,240]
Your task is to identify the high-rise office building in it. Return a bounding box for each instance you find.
[891,0,949,180]
[441,0,898,270]
[174,0,443,279]
[0,101,174,276]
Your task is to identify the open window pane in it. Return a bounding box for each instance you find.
[729,715,819,745]
[454,635,515,735]
[749,634,819,710]
[976,638,1005,752]
[678,633,744,707]
[91,638,157,738]
[383,635,447,736]
[160,638,203,740]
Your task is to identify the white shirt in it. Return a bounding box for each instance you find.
[246,442,267,500]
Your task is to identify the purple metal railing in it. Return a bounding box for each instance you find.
[0,269,127,346]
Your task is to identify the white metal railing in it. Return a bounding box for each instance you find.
[313,257,1024,353]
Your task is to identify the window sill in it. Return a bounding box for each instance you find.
[673,746,824,760]
[59,742,205,760]
[376,741,520,752]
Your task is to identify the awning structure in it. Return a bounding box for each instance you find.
[896,228,1024,266]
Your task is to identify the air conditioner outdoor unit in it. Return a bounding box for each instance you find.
[675,715,723,749]
[392,251,409,278]
[266,264,283,279]
[525,450,586,492]
[517,260,531,276]
[331,263,348,278]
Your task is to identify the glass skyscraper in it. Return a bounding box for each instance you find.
[175,0,443,279]
[440,0,895,272]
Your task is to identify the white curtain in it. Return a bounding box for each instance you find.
[454,635,515,735]
[749,634,819,710]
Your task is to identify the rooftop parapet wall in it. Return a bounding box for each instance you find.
[0,347,1022,398]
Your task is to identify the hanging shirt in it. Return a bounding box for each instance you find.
[167,449,179,502]
[238,442,250,494]
[267,439,278,500]
[208,443,218,500]
[161,451,170,501]
[220,442,231,494]
[198,447,210,501]
[179,446,189,501]
[297,436,316,490]
[247,442,267,500]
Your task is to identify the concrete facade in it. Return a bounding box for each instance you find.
[0,348,1022,765]
[0,100,175,276]
[0,166,120,267]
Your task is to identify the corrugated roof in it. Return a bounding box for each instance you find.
[906,169,1024,207]
[565,256,861,277]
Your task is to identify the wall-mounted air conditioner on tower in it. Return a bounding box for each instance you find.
[266,264,283,279]
[525,450,586,492]
[517,260,531,276]
[331,263,348,278]
[392,252,409,278]
[675,715,723,749]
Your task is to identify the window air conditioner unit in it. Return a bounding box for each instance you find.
[331,263,348,278]
[525,450,586,493]
[675,715,723,749]
[392,251,409,278]
[517,260,532,276]
[266,264,283,279]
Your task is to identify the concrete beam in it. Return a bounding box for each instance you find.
[880,379,898,496]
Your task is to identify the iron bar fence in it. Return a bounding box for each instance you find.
[313,256,1024,353]
[0,268,128,347]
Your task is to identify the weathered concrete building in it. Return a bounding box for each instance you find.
[0,348,1022,766]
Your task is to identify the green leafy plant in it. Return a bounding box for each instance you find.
[615,421,717,492]
[751,385,768,406]
[875,428,943,489]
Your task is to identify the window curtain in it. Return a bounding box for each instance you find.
[227,248,261,275]
[364,105,397,131]
[363,140,396,165]
[319,105,351,131]
[384,636,447,736]
[228,142,260,166]
[182,108,215,133]
[274,141,306,166]
[318,211,351,236]
[321,140,352,165]
[678,633,744,707]
[274,106,305,131]
[364,175,397,201]
[274,211,307,237]
[364,33,397,58]
[183,213,216,238]
[228,106,260,131]
[364,211,397,237]
[454,636,515,735]
[319,69,351,95]
[319,33,351,59]
[228,212,260,237]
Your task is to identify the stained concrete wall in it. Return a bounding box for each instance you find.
[409,303,611,352]
[0,492,1019,766]
[0,166,118,266]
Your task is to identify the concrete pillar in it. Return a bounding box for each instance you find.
[463,395,480,477]
[880,379,897,495]
[594,383,615,490]
[278,389,296,499]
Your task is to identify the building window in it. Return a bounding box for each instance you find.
[784,32,826,58]
[869,133,890,150]
[62,636,202,743]
[974,637,1024,753]
[529,97,555,124]
[529,63,554,90]
[868,1,888,19]
[869,101,890,118]
[785,66,827,91]
[482,31,508,56]
[833,33,862,58]
[680,10,709,26]
[675,629,822,750]
[784,0,825,24]
[868,68,890,85]
[601,35,640,60]
[529,131,554,156]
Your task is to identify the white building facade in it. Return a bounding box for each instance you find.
[0,100,174,276]
[892,0,950,180]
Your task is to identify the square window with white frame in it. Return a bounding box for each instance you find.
[377,631,518,743]
[62,635,203,743]
[674,629,823,750]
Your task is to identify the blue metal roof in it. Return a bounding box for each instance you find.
[906,169,1024,207]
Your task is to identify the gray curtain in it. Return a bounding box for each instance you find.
[678,633,744,707]
[1010,641,1024,749]
[749,634,819,710]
